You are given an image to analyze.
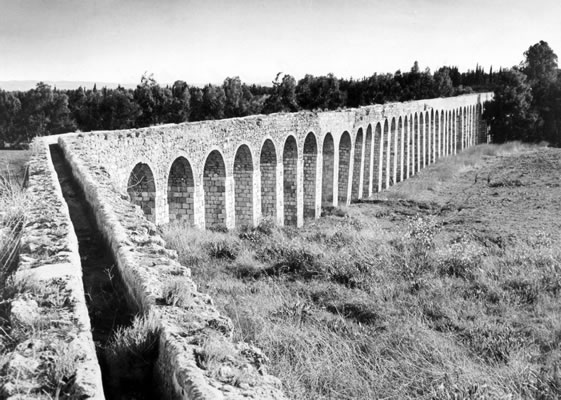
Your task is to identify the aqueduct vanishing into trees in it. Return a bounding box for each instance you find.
[72,93,491,229]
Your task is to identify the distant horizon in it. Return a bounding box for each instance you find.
[1,0,560,86]
[0,61,512,92]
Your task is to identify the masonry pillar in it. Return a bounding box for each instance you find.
[252,168,261,227]
[315,149,323,218]
[399,117,404,182]
[296,156,304,227]
[274,160,283,226]
[224,175,235,230]
[193,177,205,229]
[332,141,340,206]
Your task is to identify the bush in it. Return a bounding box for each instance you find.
[104,313,161,397]
[162,278,194,307]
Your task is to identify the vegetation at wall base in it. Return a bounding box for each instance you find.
[163,142,561,399]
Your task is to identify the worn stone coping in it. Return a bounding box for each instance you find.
[1,138,104,399]
[59,137,286,399]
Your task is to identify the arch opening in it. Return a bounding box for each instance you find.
[390,118,397,185]
[373,123,383,192]
[434,110,440,161]
[338,131,352,203]
[303,133,318,218]
[260,140,277,220]
[351,128,363,200]
[382,120,390,189]
[203,150,226,229]
[127,162,156,221]
[322,133,335,205]
[167,157,194,224]
[234,145,254,228]
[283,136,298,226]
[362,125,373,197]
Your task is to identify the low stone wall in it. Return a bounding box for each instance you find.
[1,137,104,399]
[59,136,286,399]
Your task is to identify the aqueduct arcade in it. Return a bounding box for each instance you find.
[69,93,491,230]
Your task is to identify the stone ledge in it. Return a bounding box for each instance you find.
[1,138,104,399]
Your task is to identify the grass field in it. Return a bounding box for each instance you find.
[162,142,561,399]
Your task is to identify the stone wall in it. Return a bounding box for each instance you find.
[65,93,491,229]
[1,138,104,399]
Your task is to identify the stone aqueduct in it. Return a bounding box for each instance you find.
[76,93,492,229]
[6,93,493,399]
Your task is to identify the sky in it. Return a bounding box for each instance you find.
[1,0,560,86]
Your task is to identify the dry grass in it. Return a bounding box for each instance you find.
[383,141,532,200]
[162,142,561,399]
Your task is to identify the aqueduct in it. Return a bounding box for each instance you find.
[8,93,491,399]
[69,93,491,229]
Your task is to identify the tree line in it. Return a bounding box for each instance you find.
[484,41,561,145]
[0,60,509,147]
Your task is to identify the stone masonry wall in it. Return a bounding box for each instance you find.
[63,94,492,230]
[1,138,104,399]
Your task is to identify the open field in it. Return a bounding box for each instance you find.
[0,150,30,186]
[163,142,561,399]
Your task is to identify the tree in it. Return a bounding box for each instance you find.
[483,68,536,143]
[0,91,22,145]
[521,41,559,143]
[168,80,191,123]
[263,73,299,114]
[223,76,249,118]
[433,68,454,97]
[201,84,226,120]
[134,73,173,127]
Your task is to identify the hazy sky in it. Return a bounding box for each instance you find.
[1,0,560,85]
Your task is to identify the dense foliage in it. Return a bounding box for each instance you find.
[0,62,502,147]
[484,41,561,145]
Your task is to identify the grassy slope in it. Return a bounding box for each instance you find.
[165,142,560,399]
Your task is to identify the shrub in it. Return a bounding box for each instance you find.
[437,241,483,280]
[205,236,241,260]
[162,278,194,307]
[230,249,266,278]
[104,313,161,396]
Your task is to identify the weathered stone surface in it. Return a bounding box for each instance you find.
[3,140,104,399]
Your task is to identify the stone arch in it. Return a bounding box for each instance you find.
[127,162,156,221]
[404,115,411,178]
[233,144,254,228]
[382,119,390,189]
[167,156,194,223]
[322,133,335,205]
[398,116,404,182]
[362,124,373,197]
[351,128,363,200]
[434,110,440,160]
[417,112,425,170]
[303,132,318,218]
[457,108,463,152]
[283,135,298,226]
[203,150,227,229]
[374,122,383,191]
[390,117,397,185]
[424,111,430,166]
[338,131,352,203]
[260,139,278,220]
